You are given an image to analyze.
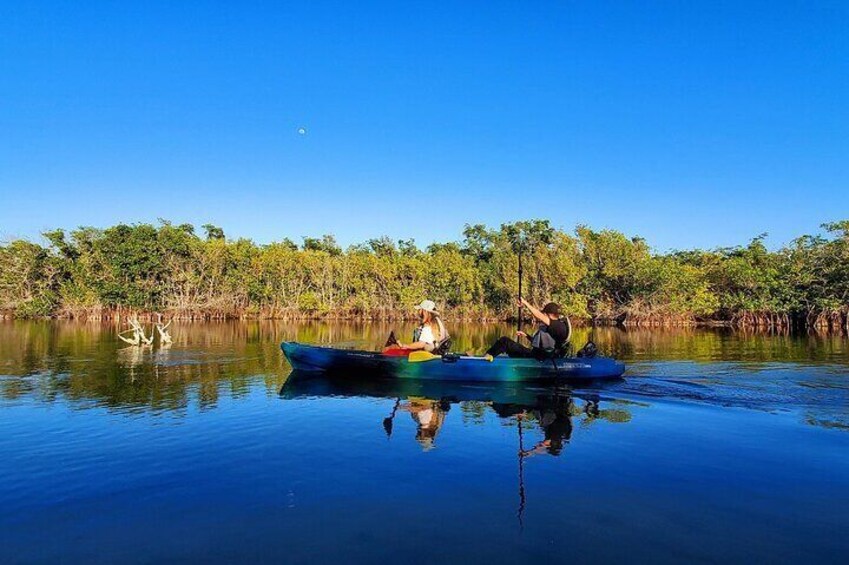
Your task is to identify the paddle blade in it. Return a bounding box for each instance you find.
[408,351,440,363]
[385,331,398,348]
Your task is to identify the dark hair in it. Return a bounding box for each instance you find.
[542,302,561,315]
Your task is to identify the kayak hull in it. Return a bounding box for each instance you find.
[281,342,625,382]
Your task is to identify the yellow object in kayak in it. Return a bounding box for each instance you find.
[408,351,440,363]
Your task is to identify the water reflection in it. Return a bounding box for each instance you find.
[1,320,847,422]
[402,398,449,450]
[2,322,848,563]
[281,372,636,526]
[282,374,634,453]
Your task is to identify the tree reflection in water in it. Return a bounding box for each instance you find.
[1,320,846,428]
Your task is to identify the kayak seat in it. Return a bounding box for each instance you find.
[532,342,573,361]
[433,338,452,356]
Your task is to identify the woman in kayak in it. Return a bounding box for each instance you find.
[484,299,571,360]
[386,300,449,353]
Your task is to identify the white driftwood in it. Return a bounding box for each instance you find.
[118,332,141,346]
[119,318,154,347]
[155,314,173,345]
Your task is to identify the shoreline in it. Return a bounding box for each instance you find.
[4,311,849,335]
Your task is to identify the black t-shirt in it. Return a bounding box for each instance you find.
[545,318,570,347]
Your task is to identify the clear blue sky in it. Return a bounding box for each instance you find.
[1,1,847,251]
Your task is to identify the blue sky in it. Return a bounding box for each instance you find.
[1,1,847,251]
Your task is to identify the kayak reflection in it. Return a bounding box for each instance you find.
[280,371,632,454]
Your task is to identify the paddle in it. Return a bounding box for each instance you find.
[508,226,528,335]
[384,331,399,348]
[407,350,440,363]
[517,241,524,334]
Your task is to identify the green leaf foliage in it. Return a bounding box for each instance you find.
[0,219,846,325]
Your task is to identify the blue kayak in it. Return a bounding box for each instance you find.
[281,342,626,382]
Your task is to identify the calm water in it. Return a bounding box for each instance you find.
[1,321,848,563]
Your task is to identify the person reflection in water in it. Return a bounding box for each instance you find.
[493,395,574,457]
[519,405,573,457]
[401,397,450,451]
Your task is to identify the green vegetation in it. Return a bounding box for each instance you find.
[1,219,848,329]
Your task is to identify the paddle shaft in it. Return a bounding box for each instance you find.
[517,248,523,333]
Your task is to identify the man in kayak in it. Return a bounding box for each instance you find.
[385,300,450,354]
[484,299,571,360]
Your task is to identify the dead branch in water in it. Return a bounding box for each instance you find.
[155,313,173,345]
[118,318,154,346]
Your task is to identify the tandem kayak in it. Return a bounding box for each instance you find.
[281,342,626,382]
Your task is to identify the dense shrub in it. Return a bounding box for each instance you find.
[1,219,847,328]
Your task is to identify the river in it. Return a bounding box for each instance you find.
[1,321,848,563]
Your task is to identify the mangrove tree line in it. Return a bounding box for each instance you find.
[1,219,848,330]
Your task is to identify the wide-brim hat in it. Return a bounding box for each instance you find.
[414,300,438,314]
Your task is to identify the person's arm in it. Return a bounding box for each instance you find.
[397,340,428,351]
[397,325,435,351]
[520,442,549,458]
[519,298,551,325]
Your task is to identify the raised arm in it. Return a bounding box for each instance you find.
[519,298,551,325]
